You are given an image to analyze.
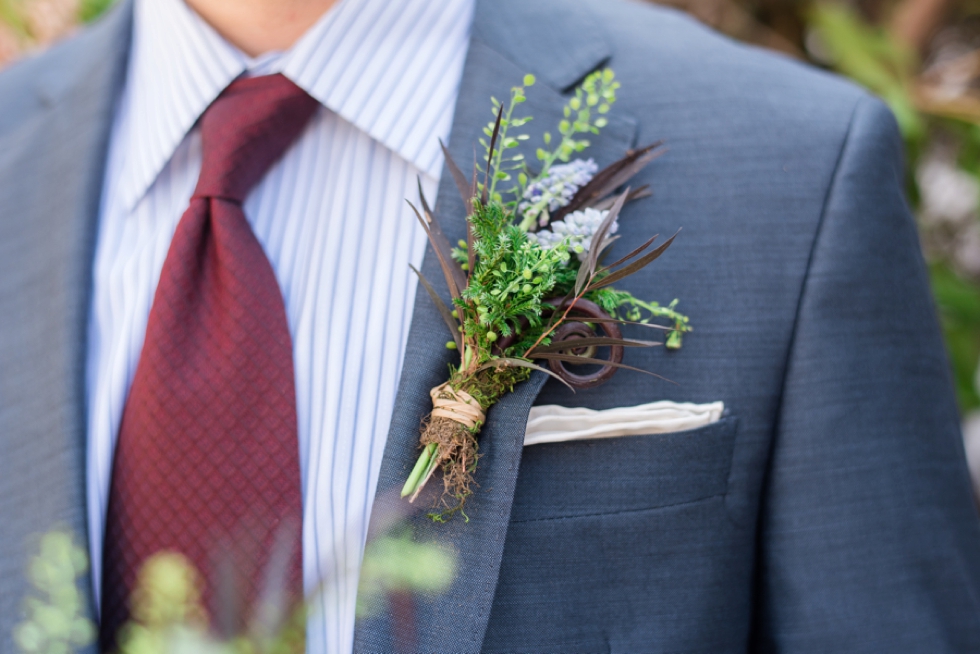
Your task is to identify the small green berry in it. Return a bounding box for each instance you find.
[532,276,542,284]
[523,269,532,280]
[487,332,498,342]
[451,310,458,319]
[522,284,532,294]
[446,341,458,350]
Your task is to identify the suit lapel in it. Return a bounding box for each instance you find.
[0,2,131,647]
[355,1,635,651]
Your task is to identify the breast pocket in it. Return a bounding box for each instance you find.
[509,416,739,522]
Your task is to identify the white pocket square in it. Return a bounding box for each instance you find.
[524,400,725,447]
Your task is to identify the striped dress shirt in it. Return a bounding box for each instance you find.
[84,0,475,651]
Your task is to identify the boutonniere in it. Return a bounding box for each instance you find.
[400,70,691,520]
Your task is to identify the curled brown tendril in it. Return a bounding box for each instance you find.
[542,298,623,389]
[493,297,624,389]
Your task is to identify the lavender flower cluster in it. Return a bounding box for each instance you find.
[526,207,617,261]
[519,158,598,227]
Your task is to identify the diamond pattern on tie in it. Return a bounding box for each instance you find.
[100,74,319,650]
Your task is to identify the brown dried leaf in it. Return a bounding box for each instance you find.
[475,357,575,392]
[576,189,629,296]
[408,201,462,301]
[573,257,593,300]
[439,139,472,212]
[416,179,466,293]
[417,176,435,221]
[484,104,504,205]
[530,352,675,382]
[410,264,461,351]
[589,231,679,291]
[529,337,660,353]
[552,142,664,222]
[592,185,652,211]
[604,234,659,270]
[573,316,674,331]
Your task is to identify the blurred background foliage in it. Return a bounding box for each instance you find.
[0,0,105,62]
[3,0,980,480]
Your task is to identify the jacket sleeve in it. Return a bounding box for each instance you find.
[754,95,980,651]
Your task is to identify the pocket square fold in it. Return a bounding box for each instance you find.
[524,400,725,446]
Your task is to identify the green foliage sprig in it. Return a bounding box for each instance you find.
[458,200,569,356]
[480,76,535,205]
[534,68,620,174]
[591,288,692,349]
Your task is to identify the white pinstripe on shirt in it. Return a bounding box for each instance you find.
[85,0,474,651]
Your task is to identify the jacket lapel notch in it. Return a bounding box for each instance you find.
[471,0,613,92]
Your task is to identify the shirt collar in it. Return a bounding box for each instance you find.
[117,0,474,211]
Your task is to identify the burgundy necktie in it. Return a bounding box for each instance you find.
[100,74,319,648]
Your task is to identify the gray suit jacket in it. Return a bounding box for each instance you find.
[2,0,979,652]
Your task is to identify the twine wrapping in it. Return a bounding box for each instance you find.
[429,383,485,429]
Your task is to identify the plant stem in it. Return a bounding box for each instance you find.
[401,443,437,498]
[488,97,519,200]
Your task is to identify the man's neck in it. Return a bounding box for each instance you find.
[184,0,338,57]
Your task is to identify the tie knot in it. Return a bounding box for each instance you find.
[194,74,319,203]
